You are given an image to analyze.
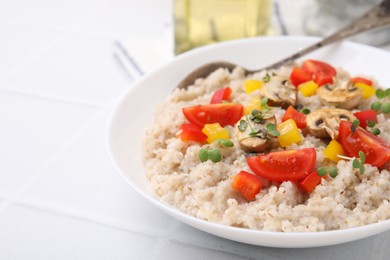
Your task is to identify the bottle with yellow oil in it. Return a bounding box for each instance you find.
[174,0,273,54]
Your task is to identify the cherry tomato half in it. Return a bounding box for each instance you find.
[182,103,243,127]
[178,123,207,143]
[337,120,390,168]
[210,87,232,104]
[353,110,378,129]
[232,171,262,201]
[302,60,337,86]
[246,148,316,182]
[282,106,307,129]
[290,67,312,87]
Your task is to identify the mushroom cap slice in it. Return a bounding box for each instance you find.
[306,108,355,139]
[262,76,297,109]
[235,114,276,153]
[318,80,362,110]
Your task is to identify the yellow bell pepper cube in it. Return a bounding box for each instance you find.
[298,80,318,97]
[202,123,230,144]
[244,80,263,94]
[355,82,375,99]
[244,96,262,115]
[323,140,345,162]
[277,119,302,147]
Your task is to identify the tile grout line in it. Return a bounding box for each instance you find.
[12,197,259,260]
[12,198,164,238]
[0,86,106,109]
[0,106,110,217]
[0,0,111,82]
[148,220,182,259]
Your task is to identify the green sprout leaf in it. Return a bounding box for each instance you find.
[376,89,386,99]
[351,119,360,133]
[359,150,366,164]
[208,149,222,163]
[263,74,271,83]
[218,139,234,147]
[359,165,365,175]
[352,158,360,169]
[382,103,390,113]
[199,148,209,162]
[238,119,248,131]
[317,167,327,176]
[371,127,381,135]
[266,123,280,137]
[301,108,311,115]
[367,119,376,128]
[260,97,268,106]
[329,167,338,178]
[371,101,382,112]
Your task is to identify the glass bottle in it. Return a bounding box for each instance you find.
[174,0,272,54]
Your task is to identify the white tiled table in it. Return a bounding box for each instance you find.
[0,0,389,259]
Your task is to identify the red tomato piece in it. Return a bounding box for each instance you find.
[337,120,390,168]
[210,87,232,104]
[299,171,324,193]
[232,171,262,200]
[351,77,373,86]
[282,106,307,129]
[353,110,378,128]
[302,59,337,86]
[290,67,312,87]
[178,123,207,143]
[182,103,243,127]
[246,148,316,182]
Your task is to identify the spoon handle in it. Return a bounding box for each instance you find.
[262,0,390,71]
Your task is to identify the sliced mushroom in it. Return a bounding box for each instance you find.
[306,108,355,139]
[262,75,297,108]
[317,79,362,109]
[235,113,277,153]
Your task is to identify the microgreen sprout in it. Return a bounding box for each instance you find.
[263,74,271,83]
[199,148,222,163]
[371,88,390,113]
[217,138,234,147]
[371,127,381,135]
[249,110,266,124]
[367,119,376,128]
[301,108,311,115]
[337,150,366,175]
[316,166,338,178]
[260,97,270,113]
[294,104,310,115]
[351,119,360,133]
[266,123,280,137]
[260,97,268,106]
[238,119,248,132]
[329,167,338,178]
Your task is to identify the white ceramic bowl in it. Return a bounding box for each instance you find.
[107,36,390,248]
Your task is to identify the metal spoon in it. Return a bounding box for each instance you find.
[176,0,390,89]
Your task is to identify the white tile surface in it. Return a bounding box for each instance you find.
[1,32,130,105]
[18,108,175,236]
[0,22,64,79]
[169,222,390,260]
[0,0,103,28]
[0,204,157,259]
[0,91,98,196]
[76,0,171,38]
[153,240,251,260]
